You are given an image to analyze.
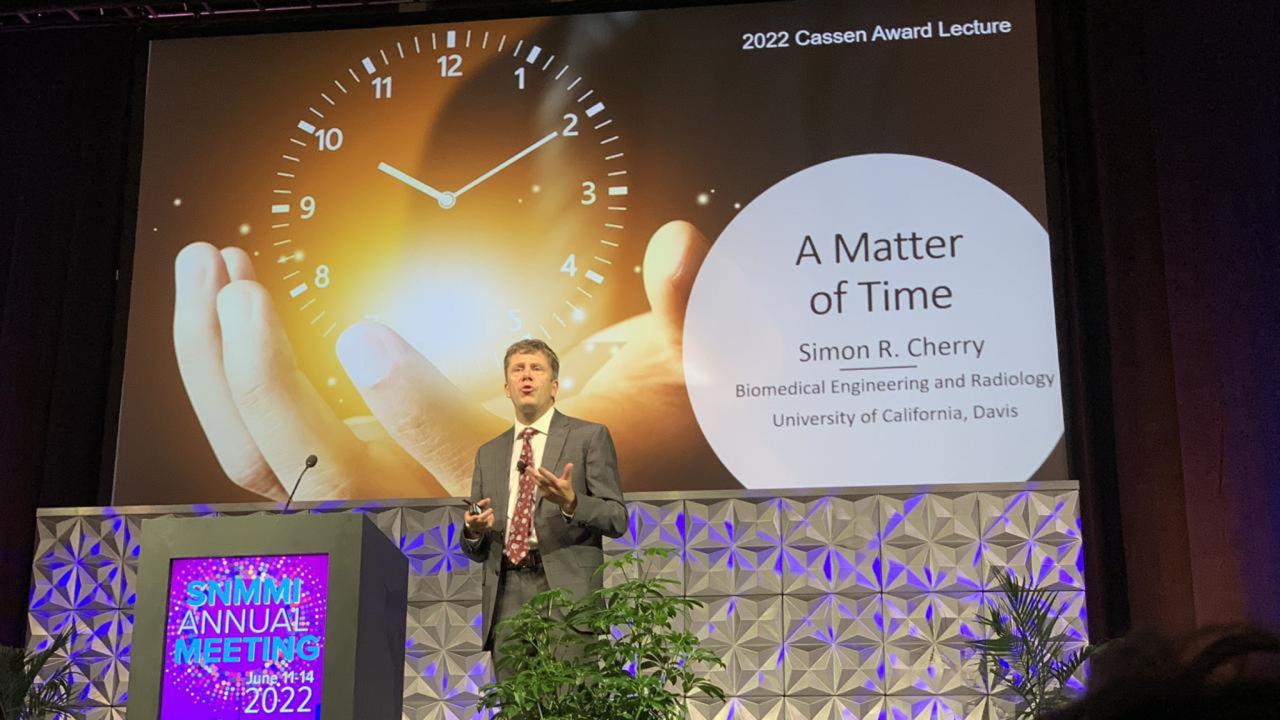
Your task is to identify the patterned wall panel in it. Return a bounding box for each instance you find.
[781,594,882,697]
[780,496,881,597]
[604,499,684,590]
[685,499,785,597]
[27,482,1085,720]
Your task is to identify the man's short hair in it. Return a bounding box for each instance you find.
[503,338,560,380]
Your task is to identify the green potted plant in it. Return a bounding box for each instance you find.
[0,630,82,720]
[479,548,727,719]
[969,570,1105,719]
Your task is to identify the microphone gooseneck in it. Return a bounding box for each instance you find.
[283,455,319,513]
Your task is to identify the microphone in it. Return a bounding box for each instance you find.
[282,454,318,514]
[466,459,528,518]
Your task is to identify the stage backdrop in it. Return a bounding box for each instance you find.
[28,482,1086,719]
[114,0,1069,505]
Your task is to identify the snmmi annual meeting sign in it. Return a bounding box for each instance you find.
[159,554,329,718]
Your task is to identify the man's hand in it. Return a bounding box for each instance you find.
[464,497,495,538]
[535,463,576,513]
[173,243,456,501]
[558,221,734,490]
[173,220,729,501]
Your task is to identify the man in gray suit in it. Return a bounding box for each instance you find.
[461,338,627,679]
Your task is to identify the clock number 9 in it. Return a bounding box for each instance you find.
[315,265,331,288]
[438,54,463,78]
[314,128,343,152]
[581,182,597,206]
[300,196,317,220]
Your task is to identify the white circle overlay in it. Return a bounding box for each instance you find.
[684,154,1064,488]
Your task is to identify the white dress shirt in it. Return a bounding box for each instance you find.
[507,407,557,548]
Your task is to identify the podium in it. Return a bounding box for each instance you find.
[127,513,408,720]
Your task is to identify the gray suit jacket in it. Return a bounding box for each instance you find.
[461,411,627,646]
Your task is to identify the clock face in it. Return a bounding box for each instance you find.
[257,25,636,403]
[114,1,1071,505]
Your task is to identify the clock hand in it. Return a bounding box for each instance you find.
[377,161,456,209]
[453,130,560,199]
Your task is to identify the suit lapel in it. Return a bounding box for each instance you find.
[537,411,570,513]
[491,428,514,534]
[541,411,570,475]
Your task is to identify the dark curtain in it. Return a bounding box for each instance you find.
[0,27,138,646]
[1056,0,1199,636]
[1061,0,1280,636]
[1041,0,1131,638]
[1134,0,1279,629]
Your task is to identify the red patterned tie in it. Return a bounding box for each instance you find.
[505,427,538,564]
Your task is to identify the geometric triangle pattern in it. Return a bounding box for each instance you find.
[603,500,684,591]
[684,499,786,597]
[780,496,881,596]
[399,507,485,602]
[27,485,1085,719]
[880,494,985,593]
[405,603,484,657]
[783,695,887,720]
[403,649,490,704]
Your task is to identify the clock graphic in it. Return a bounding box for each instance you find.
[255,23,637,408]
[118,2,1069,507]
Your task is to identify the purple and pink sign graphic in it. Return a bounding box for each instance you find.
[160,554,329,719]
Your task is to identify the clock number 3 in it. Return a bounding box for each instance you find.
[581,181,597,206]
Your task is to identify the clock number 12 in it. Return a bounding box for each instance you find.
[438,54,463,78]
